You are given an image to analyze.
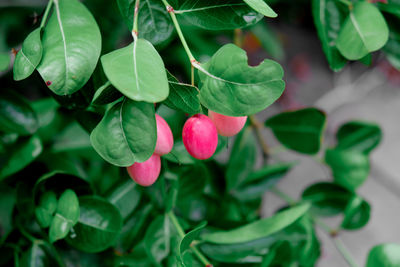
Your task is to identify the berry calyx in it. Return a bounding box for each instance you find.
[208,110,247,137]
[182,114,218,160]
[127,154,161,186]
[154,114,174,155]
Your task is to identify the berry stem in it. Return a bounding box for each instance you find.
[167,211,212,266]
[40,0,54,28]
[161,0,196,62]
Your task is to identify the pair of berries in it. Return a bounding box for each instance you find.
[127,111,247,186]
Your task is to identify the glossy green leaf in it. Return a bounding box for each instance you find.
[336,121,382,154]
[35,191,58,228]
[66,196,123,253]
[163,71,200,114]
[117,0,174,46]
[265,108,326,154]
[226,127,256,191]
[0,90,38,135]
[171,0,263,30]
[341,195,370,230]
[0,135,42,180]
[199,44,285,116]
[106,179,142,220]
[19,243,49,267]
[312,0,347,71]
[0,53,10,71]
[302,182,352,217]
[178,222,207,265]
[336,2,389,60]
[202,203,310,244]
[49,189,79,242]
[101,39,169,103]
[367,243,400,267]
[90,99,156,167]
[243,0,277,18]
[13,27,42,81]
[37,0,101,95]
[232,162,295,202]
[325,149,370,191]
[91,81,122,106]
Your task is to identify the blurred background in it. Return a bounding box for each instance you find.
[1,0,400,265]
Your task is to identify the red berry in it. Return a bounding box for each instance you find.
[127,154,161,186]
[154,114,174,155]
[208,110,247,137]
[182,114,218,160]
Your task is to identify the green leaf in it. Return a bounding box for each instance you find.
[49,189,80,243]
[163,71,200,114]
[35,191,58,228]
[91,81,122,106]
[0,53,10,71]
[265,108,326,154]
[66,196,123,253]
[367,243,400,267]
[178,222,207,265]
[312,0,347,71]
[117,0,174,46]
[325,149,370,191]
[90,99,156,167]
[378,0,400,17]
[336,2,389,60]
[0,135,43,180]
[0,186,16,241]
[101,39,169,103]
[198,44,285,116]
[0,90,38,135]
[232,162,295,202]
[163,140,196,164]
[202,203,310,244]
[106,179,142,220]
[37,0,101,95]
[226,127,256,191]
[13,27,42,81]
[302,182,352,217]
[336,121,382,154]
[341,195,370,230]
[19,243,49,267]
[243,0,277,18]
[170,0,263,30]
[383,14,400,70]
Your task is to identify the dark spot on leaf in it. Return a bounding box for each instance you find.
[46,81,52,86]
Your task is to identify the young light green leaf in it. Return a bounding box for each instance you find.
[0,135,43,180]
[37,0,101,95]
[13,28,42,81]
[311,0,347,71]
[366,243,400,267]
[198,44,285,116]
[117,0,174,46]
[243,0,277,18]
[35,191,58,228]
[265,108,326,154]
[341,195,370,230]
[336,2,389,60]
[163,71,200,114]
[170,0,263,30]
[66,196,123,253]
[101,39,169,103]
[0,90,38,135]
[202,203,310,244]
[90,99,156,167]
[49,189,80,243]
[325,149,370,191]
[336,121,382,154]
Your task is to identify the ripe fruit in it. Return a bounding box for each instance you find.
[208,110,247,137]
[182,114,218,160]
[127,154,161,186]
[154,114,174,155]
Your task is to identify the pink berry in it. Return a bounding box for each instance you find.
[127,154,161,186]
[208,110,247,137]
[154,114,174,155]
[182,114,218,160]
